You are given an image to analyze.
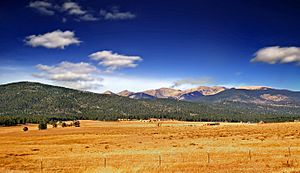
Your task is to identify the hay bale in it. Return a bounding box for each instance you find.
[23,127,28,132]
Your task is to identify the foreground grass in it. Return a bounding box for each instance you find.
[0,120,300,172]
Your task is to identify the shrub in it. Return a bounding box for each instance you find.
[74,121,80,127]
[38,121,47,130]
[61,122,67,128]
[49,120,58,128]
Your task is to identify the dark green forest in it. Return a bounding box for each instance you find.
[1,82,300,126]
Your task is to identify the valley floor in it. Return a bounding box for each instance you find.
[1,120,300,173]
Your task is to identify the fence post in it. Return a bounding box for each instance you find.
[104,158,107,168]
[40,158,43,173]
[248,149,252,161]
[207,152,210,164]
[159,155,162,167]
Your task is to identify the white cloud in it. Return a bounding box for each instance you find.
[33,61,103,90]
[171,77,214,88]
[251,46,300,64]
[100,7,136,20]
[25,30,81,49]
[62,2,86,15]
[89,50,142,71]
[0,64,174,93]
[28,1,99,22]
[28,2,135,22]
[61,2,99,21]
[29,1,55,15]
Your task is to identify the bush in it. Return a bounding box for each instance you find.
[38,121,47,130]
[74,121,80,127]
[49,120,58,128]
[61,122,67,127]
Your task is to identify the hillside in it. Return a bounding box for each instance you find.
[197,88,300,106]
[0,82,202,118]
[1,82,300,125]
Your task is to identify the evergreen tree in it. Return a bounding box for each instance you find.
[38,121,47,130]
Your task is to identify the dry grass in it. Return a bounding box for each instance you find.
[1,120,300,173]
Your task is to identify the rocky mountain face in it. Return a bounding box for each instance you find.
[117,86,226,100]
[237,86,272,90]
[182,86,226,95]
[118,88,183,99]
[143,88,183,98]
[117,90,134,97]
[117,86,300,106]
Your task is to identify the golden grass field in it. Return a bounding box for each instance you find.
[1,120,300,173]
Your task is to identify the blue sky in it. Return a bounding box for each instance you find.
[1,0,300,92]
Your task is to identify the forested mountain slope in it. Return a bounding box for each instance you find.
[1,82,300,125]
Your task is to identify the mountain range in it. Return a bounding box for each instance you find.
[107,86,300,107]
[1,81,300,125]
[116,86,226,99]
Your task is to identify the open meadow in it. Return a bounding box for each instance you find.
[1,120,300,173]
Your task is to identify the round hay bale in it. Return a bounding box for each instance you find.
[23,127,28,132]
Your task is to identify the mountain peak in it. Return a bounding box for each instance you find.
[103,90,115,95]
[118,90,134,97]
[144,87,182,98]
[159,87,181,91]
[183,86,226,95]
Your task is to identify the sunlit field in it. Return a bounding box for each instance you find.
[1,120,300,173]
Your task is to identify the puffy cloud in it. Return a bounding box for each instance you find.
[100,7,136,20]
[61,2,99,21]
[28,1,99,22]
[28,2,135,22]
[25,30,81,49]
[28,1,55,15]
[33,61,103,90]
[251,46,300,64]
[171,77,214,88]
[62,2,86,15]
[89,50,142,71]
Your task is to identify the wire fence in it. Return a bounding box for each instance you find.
[32,147,300,172]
